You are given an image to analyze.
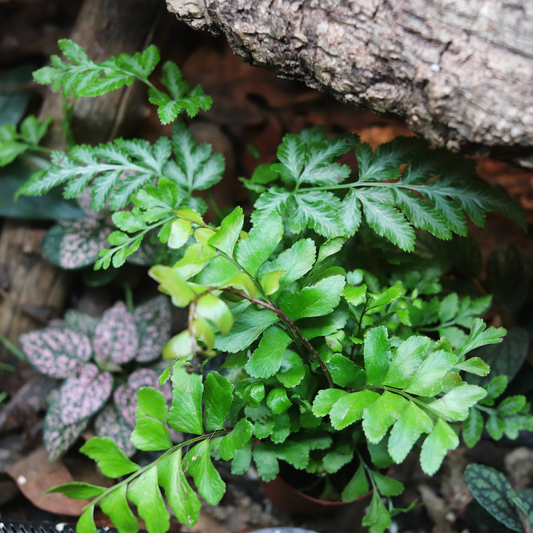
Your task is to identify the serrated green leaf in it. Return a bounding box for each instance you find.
[279,275,345,321]
[364,326,391,386]
[341,463,369,502]
[373,471,404,496]
[463,407,483,448]
[215,305,279,353]
[204,372,233,431]
[219,419,254,461]
[330,390,380,430]
[267,388,292,414]
[209,206,244,256]
[276,349,306,388]
[388,402,433,463]
[158,449,201,527]
[486,412,505,440]
[363,391,409,444]
[45,481,105,500]
[235,211,283,277]
[439,293,459,323]
[420,419,459,475]
[362,491,392,533]
[245,325,292,379]
[185,440,225,505]
[342,285,367,306]
[327,354,366,388]
[231,440,252,475]
[498,396,527,416]
[367,286,403,310]
[168,364,203,434]
[128,467,169,533]
[454,357,490,376]
[312,389,348,417]
[77,506,98,533]
[383,335,431,388]
[405,350,458,396]
[100,485,138,533]
[459,318,506,358]
[80,437,139,478]
[430,384,486,421]
[131,388,172,451]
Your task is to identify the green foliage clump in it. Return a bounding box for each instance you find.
[5,38,532,533]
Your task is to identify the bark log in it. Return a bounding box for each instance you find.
[167,0,533,170]
[0,0,165,363]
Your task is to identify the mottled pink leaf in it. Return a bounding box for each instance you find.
[113,385,137,427]
[43,390,90,461]
[64,309,99,337]
[59,364,113,425]
[95,404,136,457]
[133,296,172,362]
[93,302,139,364]
[127,368,159,390]
[20,327,92,378]
[43,217,112,269]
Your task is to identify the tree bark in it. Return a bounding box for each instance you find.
[167,0,533,170]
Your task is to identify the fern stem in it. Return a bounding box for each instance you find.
[221,288,335,388]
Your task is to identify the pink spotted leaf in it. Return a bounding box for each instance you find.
[127,368,159,390]
[64,309,99,337]
[43,217,112,269]
[95,404,136,457]
[113,385,137,427]
[93,302,139,364]
[43,390,90,461]
[58,364,113,425]
[20,327,92,379]
[133,296,172,362]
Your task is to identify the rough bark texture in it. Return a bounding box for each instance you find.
[0,0,164,363]
[167,0,533,169]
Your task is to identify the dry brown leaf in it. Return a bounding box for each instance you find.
[8,445,88,516]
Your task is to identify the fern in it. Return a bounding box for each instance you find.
[249,128,526,250]
[33,39,211,125]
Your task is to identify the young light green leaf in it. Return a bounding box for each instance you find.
[245,325,292,379]
[261,270,284,295]
[341,463,369,502]
[128,467,169,533]
[158,449,201,527]
[327,354,366,388]
[196,294,234,334]
[163,330,194,360]
[362,391,409,444]
[429,384,487,421]
[219,419,255,460]
[279,275,345,321]
[454,357,490,376]
[215,306,279,353]
[168,218,193,249]
[330,390,380,430]
[235,211,283,277]
[100,484,139,533]
[80,437,140,478]
[459,318,506,358]
[45,482,106,500]
[383,336,431,388]
[420,419,459,475]
[204,372,234,431]
[184,440,226,505]
[342,285,367,306]
[364,326,391,386]
[208,206,244,256]
[367,286,403,310]
[316,237,346,265]
[168,364,204,434]
[388,402,434,464]
[404,350,458,396]
[312,389,349,417]
[131,388,172,451]
[77,506,98,533]
[149,265,195,307]
[463,407,484,448]
[267,388,292,414]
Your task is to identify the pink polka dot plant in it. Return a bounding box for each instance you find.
[19,296,172,460]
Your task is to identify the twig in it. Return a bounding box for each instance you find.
[222,288,335,388]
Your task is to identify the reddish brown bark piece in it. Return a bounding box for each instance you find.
[8,446,88,516]
[167,0,533,170]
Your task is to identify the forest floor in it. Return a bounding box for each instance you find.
[1,2,533,532]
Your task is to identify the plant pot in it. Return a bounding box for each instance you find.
[260,475,371,517]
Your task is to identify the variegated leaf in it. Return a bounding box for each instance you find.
[43,217,112,269]
[93,302,139,364]
[20,327,92,378]
[127,368,159,390]
[59,364,113,425]
[113,385,137,427]
[64,309,99,337]
[94,403,136,457]
[43,390,90,461]
[133,296,172,362]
